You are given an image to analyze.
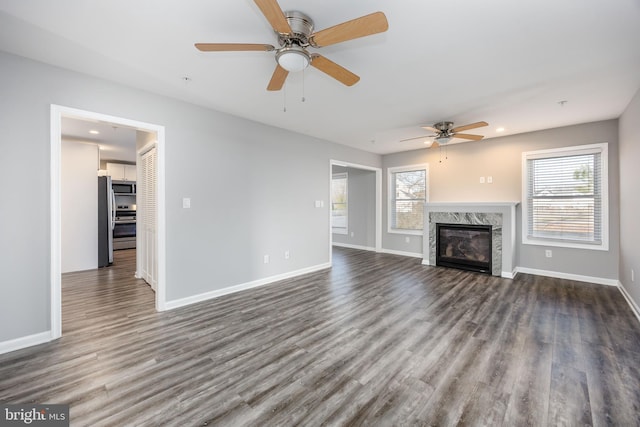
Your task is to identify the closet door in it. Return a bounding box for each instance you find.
[139,146,157,290]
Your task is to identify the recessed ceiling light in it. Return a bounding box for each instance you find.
[496,127,505,133]
[89,130,100,135]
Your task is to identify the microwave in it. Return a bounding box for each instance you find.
[112,181,136,194]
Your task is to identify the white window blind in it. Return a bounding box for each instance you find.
[523,143,608,250]
[331,173,348,234]
[389,166,427,232]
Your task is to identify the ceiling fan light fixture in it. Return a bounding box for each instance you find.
[435,135,452,144]
[276,46,310,72]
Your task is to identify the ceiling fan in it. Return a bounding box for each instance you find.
[401,121,489,147]
[195,0,388,91]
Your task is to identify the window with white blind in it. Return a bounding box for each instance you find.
[522,143,608,250]
[331,173,348,235]
[388,164,428,235]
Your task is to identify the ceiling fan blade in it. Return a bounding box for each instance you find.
[400,135,431,143]
[310,11,388,47]
[453,133,484,141]
[254,0,292,34]
[267,64,289,91]
[310,54,360,86]
[421,126,438,132]
[195,43,275,52]
[451,121,488,133]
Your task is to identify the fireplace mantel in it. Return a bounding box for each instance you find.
[422,202,519,278]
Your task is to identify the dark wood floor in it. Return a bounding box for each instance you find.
[1,247,639,426]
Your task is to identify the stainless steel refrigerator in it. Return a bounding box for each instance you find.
[98,176,115,267]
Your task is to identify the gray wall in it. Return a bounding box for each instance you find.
[382,120,621,280]
[0,51,380,343]
[331,166,376,249]
[619,88,640,309]
[61,140,99,273]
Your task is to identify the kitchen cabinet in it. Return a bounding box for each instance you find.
[106,162,137,181]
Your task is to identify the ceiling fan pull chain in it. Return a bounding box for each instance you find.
[301,68,306,102]
[283,82,287,112]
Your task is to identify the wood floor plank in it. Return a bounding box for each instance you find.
[1,247,639,426]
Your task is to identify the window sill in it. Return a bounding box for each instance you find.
[388,228,423,236]
[522,236,608,251]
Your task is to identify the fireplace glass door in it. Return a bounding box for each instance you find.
[436,223,492,274]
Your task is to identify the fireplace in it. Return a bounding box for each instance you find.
[436,223,492,274]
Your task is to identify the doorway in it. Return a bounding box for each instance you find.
[50,105,166,340]
[329,160,382,262]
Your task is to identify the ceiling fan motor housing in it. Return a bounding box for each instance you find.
[434,121,454,134]
[278,11,314,46]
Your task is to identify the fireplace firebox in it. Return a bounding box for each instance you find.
[436,223,492,274]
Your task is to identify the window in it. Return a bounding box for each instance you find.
[522,143,608,250]
[331,173,348,234]
[388,164,428,235]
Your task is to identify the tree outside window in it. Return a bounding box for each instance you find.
[389,165,428,233]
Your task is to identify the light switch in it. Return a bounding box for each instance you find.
[183,198,191,209]
[487,176,493,184]
[479,176,485,184]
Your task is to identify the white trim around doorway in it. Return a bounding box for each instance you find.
[50,105,167,342]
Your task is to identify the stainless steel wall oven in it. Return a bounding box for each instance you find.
[113,206,136,250]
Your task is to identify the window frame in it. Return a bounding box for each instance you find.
[387,164,429,236]
[331,172,348,235]
[521,142,609,251]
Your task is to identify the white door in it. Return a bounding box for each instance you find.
[138,146,158,290]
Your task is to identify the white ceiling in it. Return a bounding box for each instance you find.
[61,117,138,163]
[1,0,639,155]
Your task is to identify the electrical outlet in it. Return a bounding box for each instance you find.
[545,250,552,258]
[479,176,485,184]
[405,236,410,243]
[350,232,354,238]
[263,255,269,264]
[487,176,493,184]
[284,250,290,260]
[182,197,191,209]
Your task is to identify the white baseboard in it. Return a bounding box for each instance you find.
[515,267,619,287]
[421,259,430,266]
[380,249,423,258]
[618,282,640,323]
[0,331,53,355]
[165,262,332,310]
[332,242,376,252]
[502,270,518,279]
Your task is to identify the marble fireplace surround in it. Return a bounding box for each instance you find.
[422,202,519,278]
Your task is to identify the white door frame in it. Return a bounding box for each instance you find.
[329,160,382,263]
[50,105,167,339]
